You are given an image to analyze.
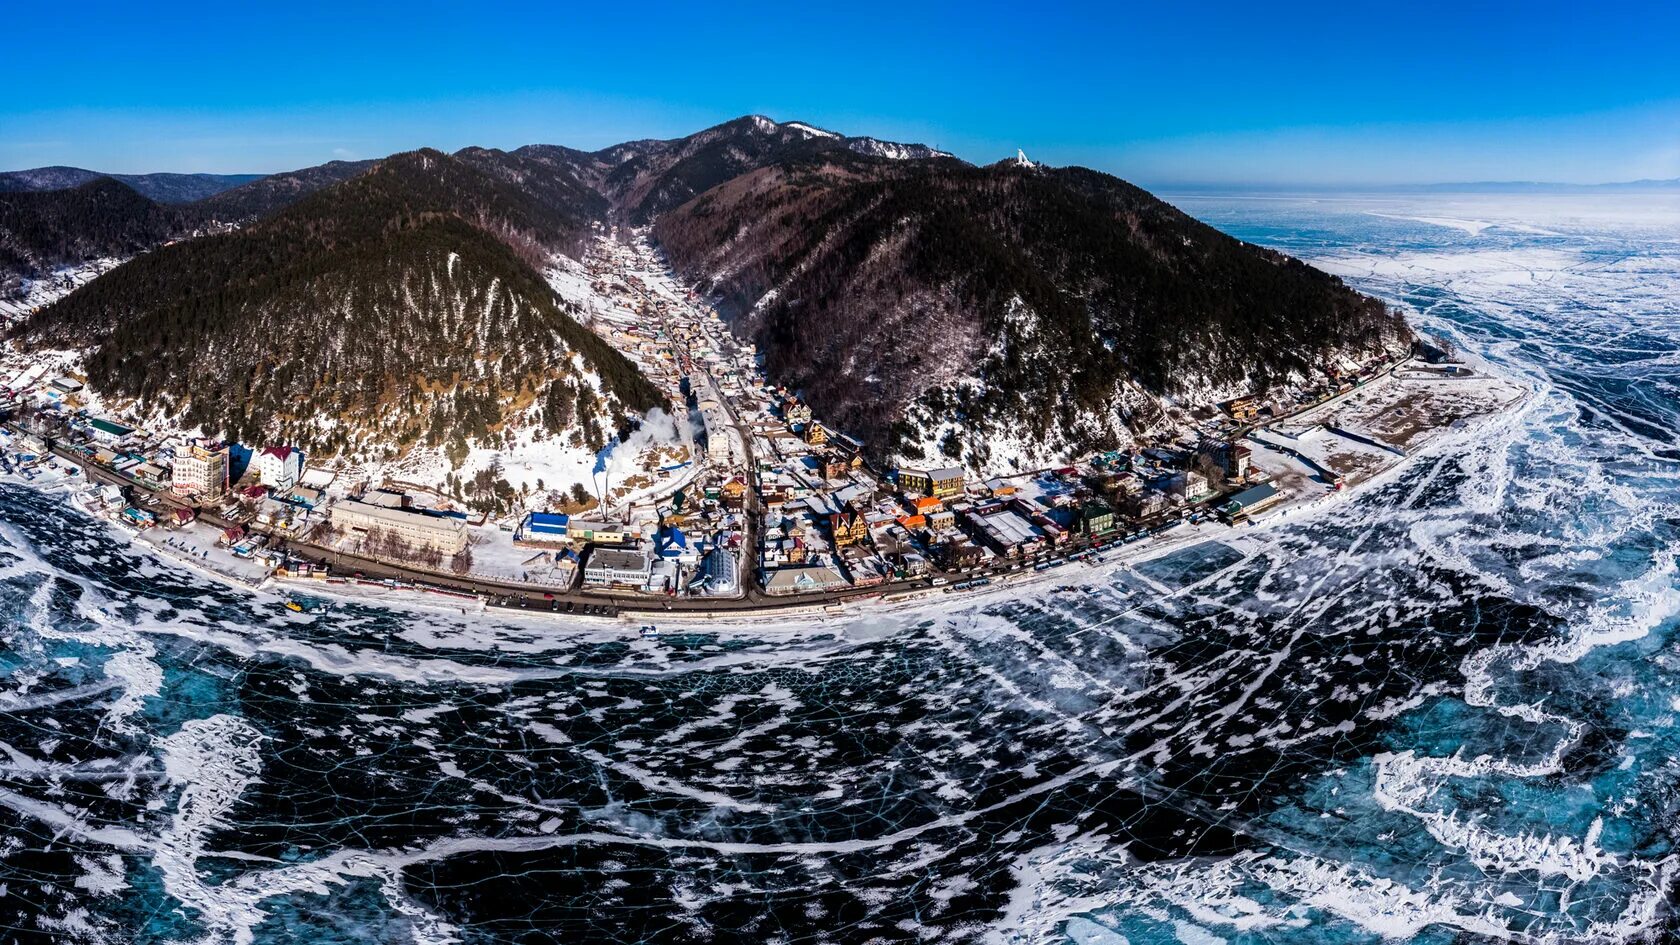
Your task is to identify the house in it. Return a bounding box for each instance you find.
[583,548,652,588]
[802,423,829,446]
[1169,470,1211,501]
[553,549,581,589]
[898,466,965,499]
[167,507,195,528]
[764,562,849,595]
[289,486,324,508]
[936,540,985,571]
[1076,501,1117,537]
[782,399,813,426]
[894,551,931,577]
[820,453,850,480]
[256,497,303,531]
[253,445,303,492]
[1126,489,1168,519]
[695,547,740,595]
[654,525,697,562]
[828,509,868,547]
[121,506,156,528]
[911,495,943,515]
[360,488,410,509]
[1224,397,1260,422]
[699,401,734,464]
[830,432,865,458]
[98,484,126,510]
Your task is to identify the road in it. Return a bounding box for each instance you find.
[14,350,1413,621]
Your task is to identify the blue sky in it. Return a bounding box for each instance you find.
[4,0,1677,187]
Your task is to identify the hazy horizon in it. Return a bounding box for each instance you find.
[4,114,1676,195]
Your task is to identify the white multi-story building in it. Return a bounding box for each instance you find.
[329,499,469,557]
[172,442,229,499]
[253,445,303,492]
[583,548,652,588]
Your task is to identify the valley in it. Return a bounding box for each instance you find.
[0,116,1484,618]
[0,224,1520,618]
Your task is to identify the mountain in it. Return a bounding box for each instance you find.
[595,115,956,224]
[10,115,1407,475]
[452,145,608,258]
[0,166,262,203]
[14,150,663,462]
[0,161,380,302]
[190,159,378,223]
[655,150,1410,467]
[0,179,195,295]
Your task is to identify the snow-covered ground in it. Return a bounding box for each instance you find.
[138,523,271,587]
[0,258,126,323]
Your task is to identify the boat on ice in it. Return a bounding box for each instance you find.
[283,595,330,614]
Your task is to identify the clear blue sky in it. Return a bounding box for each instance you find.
[4,0,1677,187]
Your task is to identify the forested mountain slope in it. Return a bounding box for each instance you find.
[0,179,195,294]
[595,115,954,224]
[15,150,662,460]
[0,162,380,300]
[190,159,378,223]
[656,152,1411,466]
[0,166,262,203]
[7,116,1409,473]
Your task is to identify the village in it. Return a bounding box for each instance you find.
[0,232,1514,618]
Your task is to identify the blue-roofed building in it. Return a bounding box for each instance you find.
[517,511,572,545]
[530,512,569,533]
[655,525,696,562]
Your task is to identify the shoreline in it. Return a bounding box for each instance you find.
[10,358,1534,634]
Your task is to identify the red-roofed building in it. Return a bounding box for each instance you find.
[254,445,303,493]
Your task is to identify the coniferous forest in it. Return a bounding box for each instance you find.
[8,116,1408,467]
